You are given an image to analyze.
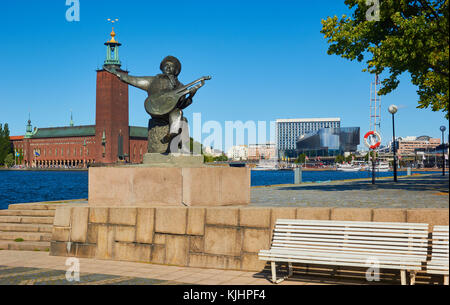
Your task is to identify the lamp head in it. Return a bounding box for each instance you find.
[388,105,398,114]
[440,126,446,132]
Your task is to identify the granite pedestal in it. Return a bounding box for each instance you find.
[89,156,250,207]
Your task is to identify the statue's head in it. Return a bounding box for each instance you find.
[160,56,181,77]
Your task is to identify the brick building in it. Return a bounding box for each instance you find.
[395,136,441,156]
[11,29,148,167]
[247,143,276,161]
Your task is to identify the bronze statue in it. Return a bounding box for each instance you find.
[103,56,211,154]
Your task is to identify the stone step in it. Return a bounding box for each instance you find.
[8,202,86,211]
[0,231,52,242]
[0,216,54,224]
[0,240,50,252]
[0,209,55,217]
[0,223,53,233]
[7,204,52,210]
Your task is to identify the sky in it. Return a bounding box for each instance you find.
[0,0,448,152]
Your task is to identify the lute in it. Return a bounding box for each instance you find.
[145,76,212,116]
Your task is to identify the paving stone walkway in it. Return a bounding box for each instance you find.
[251,173,449,208]
[0,250,387,285]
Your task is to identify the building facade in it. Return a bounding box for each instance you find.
[247,143,276,161]
[227,145,248,161]
[296,127,360,157]
[276,118,341,158]
[11,29,148,167]
[394,136,441,156]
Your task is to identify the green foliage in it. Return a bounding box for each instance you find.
[4,153,14,168]
[204,154,228,163]
[190,137,203,154]
[345,154,355,163]
[295,153,306,164]
[335,155,346,164]
[321,0,449,118]
[365,151,379,161]
[0,123,13,165]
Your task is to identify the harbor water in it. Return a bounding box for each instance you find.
[0,170,440,209]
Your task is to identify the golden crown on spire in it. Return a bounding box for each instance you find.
[107,18,119,43]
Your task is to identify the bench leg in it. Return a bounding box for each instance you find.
[288,263,293,277]
[444,275,449,286]
[400,270,407,285]
[270,262,286,284]
[271,262,277,284]
[409,271,417,285]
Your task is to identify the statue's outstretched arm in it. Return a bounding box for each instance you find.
[103,65,153,91]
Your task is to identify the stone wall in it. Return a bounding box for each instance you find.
[50,206,449,272]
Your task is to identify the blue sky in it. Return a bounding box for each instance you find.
[0,0,447,152]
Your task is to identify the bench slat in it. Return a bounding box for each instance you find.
[275,225,429,235]
[273,234,428,247]
[276,219,428,229]
[270,244,427,256]
[261,249,426,261]
[258,256,423,271]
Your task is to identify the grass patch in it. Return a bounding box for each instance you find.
[14,238,24,242]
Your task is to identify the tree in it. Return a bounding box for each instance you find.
[321,0,449,118]
[335,155,346,164]
[295,153,306,164]
[345,154,355,163]
[0,123,13,165]
[4,153,14,168]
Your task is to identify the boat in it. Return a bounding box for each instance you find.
[253,158,279,171]
[336,163,362,172]
[367,161,390,172]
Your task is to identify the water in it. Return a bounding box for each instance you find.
[0,169,441,209]
[0,171,88,210]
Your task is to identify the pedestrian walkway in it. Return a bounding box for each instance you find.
[0,250,383,285]
[251,173,449,208]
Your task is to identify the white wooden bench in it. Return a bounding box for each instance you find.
[427,225,449,285]
[259,219,429,285]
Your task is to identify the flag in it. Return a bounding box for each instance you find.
[35,151,40,157]
[305,156,309,161]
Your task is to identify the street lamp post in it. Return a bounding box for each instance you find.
[389,105,398,182]
[440,126,446,176]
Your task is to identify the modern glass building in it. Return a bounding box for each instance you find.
[276,118,341,158]
[296,127,360,157]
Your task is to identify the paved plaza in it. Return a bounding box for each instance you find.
[251,173,449,208]
[0,250,339,286]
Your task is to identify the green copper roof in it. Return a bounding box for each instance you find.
[129,126,148,138]
[31,126,96,139]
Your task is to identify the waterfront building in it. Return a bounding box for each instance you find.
[389,136,441,156]
[296,127,360,157]
[11,28,148,167]
[276,118,341,158]
[227,145,248,161]
[247,143,276,161]
[203,146,224,157]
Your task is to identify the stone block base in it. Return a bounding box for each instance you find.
[88,166,251,207]
[142,153,204,168]
[50,206,449,272]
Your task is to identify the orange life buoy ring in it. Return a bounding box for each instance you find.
[364,131,381,150]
